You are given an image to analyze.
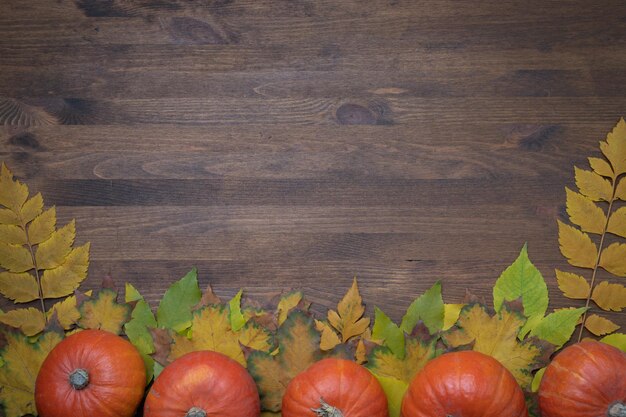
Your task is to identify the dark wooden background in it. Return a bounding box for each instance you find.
[0,0,624,329]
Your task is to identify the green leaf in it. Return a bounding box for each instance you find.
[124,299,157,382]
[531,367,546,392]
[156,268,202,333]
[400,282,444,334]
[229,289,246,332]
[493,244,549,338]
[372,374,407,417]
[125,283,143,303]
[372,307,405,358]
[600,333,626,352]
[529,307,586,348]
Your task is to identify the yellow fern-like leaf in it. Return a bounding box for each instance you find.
[20,193,43,224]
[555,270,590,299]
[599,242,626,276]
[585,314,620,336]
[41,243,90,299]
[0,272,39,303]
[565,188,606,234]
[49,296,82,329]
[599,117,626,175]
[0,308,46,336]
[616,178,626,201]
[315,319,342,351]
[608,207,626,238]
[35,220,76,270]
[557,220,598,269]
[0,225,27,245]
[588,157,614,178]
[28,207,56,245]
[592,281,626,312]
[0,164,29,212]
[0,242,34,273]
[574,167,613,202]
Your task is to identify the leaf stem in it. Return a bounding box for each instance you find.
[577,175,619,341]
[21,217,47,321]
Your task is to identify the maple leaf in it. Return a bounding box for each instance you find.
[276,291,303,326]
[327,278,370,343]
[48,295,83,330]
[442,303,551,388]
[247,310,321,412]
[78,289,130,334]
[0,330,63,417]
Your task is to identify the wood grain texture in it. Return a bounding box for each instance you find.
[0,0,624,338]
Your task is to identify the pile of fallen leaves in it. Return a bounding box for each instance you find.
[0,118,625,417]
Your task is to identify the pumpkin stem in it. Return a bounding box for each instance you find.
[185,407,207,417]
[609,402,626,417]
[68,368,89,390]
[311,398,344,417]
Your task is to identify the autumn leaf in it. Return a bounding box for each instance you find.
[443,304,464,330]
[0,164,28,213]
[607,207,626,238]
[442,303,550,388]
[156,268,202,333]
[588,157,614,178]
[575,167,613,201]
[124,283,157,382]
[0,243,33,273]
[229,290,246,332]
[616,177,626,201]
[367,335,438,383]
[600,333,626,352]
[557,220,598,269]
[493,244,548,337]
[400,281,444,335]
[315,319,341,351]
[531,367,546,393]
[78,289,130,334]
[0,308,46,336]
[27,207,56,245]
[247,310,321,412]
[40,243,90,298]
[591,281,626,311]
[529,307,586,348]
[48,295,83,330]
[599,117,626,175]
[35,220,75,270]
[276,291,302,326]
[585,314,620,336]
[555,270,590,299]
[0,225,26,245]
[599,243,626,276]
[372,307,404,358]
[239,322,273,352]
[565,188,606,234]
[327,278,370,343]
[0,272,38,303]
[0,330,63,417]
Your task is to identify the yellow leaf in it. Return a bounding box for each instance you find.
[0,242,34,273]
[367,337,438,383]
[0,331,63,417]
[574,167,613,202]
[0,163,29,213]
[0,208,19,225]
[599,118,626,175]
[585,314,620,336]
[41,243,90,299]
[442,304,545,388]
[171,305,244,365]
[588,157,614,178]
[592,281,626,312]
[35,220,75,270]
[355,339,367,364]
[443,304,464,330]
[48,295,81,329]
[608,207,626,238]
[0,272,39,303]
[327,278,370,342]
[247,353,288,412]
[0,225,27,245]
[565,188,606,234]
[276,291,302,326]
[0,308,46,336]
[19,193,43,224]
[616,178,626,201]
[557,220,598,269]
[27,207,56,245]
[555,270,590,299]
[599,242,626,276]
[78,289,130,335]
[315,319,341,351]
[239,322,273,352]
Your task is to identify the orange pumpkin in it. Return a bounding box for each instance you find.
[402,350,527,417]
[144,350,260,417]
[35,329,146,417]
[282,358,388,417]
[539,340,626,417]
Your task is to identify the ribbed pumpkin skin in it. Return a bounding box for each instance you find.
[539,341,626,417]
[401,350,528,417]
[35,329,146,417]
[282,358,388,417]
[144,350,260,417]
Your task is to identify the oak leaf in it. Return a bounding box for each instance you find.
[0,330,63,417]
[78,289,130,334]
[327,278,370,342]
[585,314,620,336]
[557,220,598,268]
[442,303,550,388]
[591,281,626,311]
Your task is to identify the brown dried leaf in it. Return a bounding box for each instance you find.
[591,281,626,311]
[327,278,370,342]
